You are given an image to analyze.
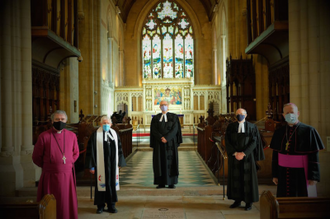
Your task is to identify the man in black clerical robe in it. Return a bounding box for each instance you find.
[150,100,182,189]
[270,103,324,197]
[225,108,264,211]
[85,116,126,214]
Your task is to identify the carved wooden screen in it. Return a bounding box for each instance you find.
[32,66,60,144]
[226,56,256,120]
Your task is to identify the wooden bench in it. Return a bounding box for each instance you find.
[260,190,330,219]
[0,194,56,219]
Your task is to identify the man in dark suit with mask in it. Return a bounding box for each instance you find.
[150,100,182,189]
[225,108,264,211]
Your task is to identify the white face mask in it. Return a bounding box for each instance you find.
[285,113,297,124]
[160,105,168,112]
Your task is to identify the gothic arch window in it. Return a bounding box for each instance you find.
[142,0,194,79]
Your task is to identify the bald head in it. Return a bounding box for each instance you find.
[236,108,247,123]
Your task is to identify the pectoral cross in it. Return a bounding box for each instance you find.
[62,155,66,164]
[285,142,289,151]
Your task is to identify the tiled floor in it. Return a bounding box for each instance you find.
[120,151,215,187]
[76,150,277,219]
[9,126,278,219]
[133,126,197,145]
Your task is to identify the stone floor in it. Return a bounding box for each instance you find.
[3,148,277,219]
[76,151,277,219]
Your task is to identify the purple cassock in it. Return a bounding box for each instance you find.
[32,128,79,219]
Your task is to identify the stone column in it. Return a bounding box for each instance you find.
[289,0,330,196]
[119,50,125,86]
[289,0,330,137]
[221,35,227,114]
[60,58,79,123]
[0,0,35,195]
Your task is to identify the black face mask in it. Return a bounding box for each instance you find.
[236,114,245,122]
[53,121,66,131]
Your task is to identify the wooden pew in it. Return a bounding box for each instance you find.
[0,194,56,219]
[39,194,56,219]
[260,190,330,219]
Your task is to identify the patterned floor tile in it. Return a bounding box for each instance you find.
[119,151,216,187]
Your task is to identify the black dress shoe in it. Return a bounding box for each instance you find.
[168,184,176,189]
[108,207,118,213]
[96,207,104,214]
[156,185,165,189]
[245,203,252,211]
[229,201,241,208]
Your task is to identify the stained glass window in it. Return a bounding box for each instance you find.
[142,0,194,79]
[152,35,161,78]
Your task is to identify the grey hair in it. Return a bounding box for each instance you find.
[283,103,298,112]
[51,110,68,121]
[100,116,111,124]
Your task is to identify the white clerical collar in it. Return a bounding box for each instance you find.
[238,122,245,133]
[53,128,62,134]
[159,113,168,122]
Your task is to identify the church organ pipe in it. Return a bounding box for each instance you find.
[247,0,287,42]
[265,0,271,27]
[258,0,264,34]
[247,0,252,44]
[251,0,257,40]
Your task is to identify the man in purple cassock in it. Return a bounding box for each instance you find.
[32,110,79,219]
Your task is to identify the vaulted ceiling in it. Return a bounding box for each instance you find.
[114,0,218,23]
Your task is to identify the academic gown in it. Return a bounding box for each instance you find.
[85,129,126,205]
[225,121,264,203]
[150,112,183,185]
[270,122,324,197]
[32,128,79,219]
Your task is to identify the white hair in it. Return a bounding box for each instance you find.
[100,116,111,124]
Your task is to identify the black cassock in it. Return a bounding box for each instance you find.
[225,121,264,203]
[270,122,324,197]
[150,112,182,185]
[85,130,126,205]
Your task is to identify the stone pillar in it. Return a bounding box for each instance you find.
[119,50,125,86]
[254,55,269,120]
[289,0,330,137]
[0,0,35,195]
[221,35,227,114]
[60,58,79,123]
[289,0,330,196]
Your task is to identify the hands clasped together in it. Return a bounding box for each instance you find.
[234,152,246,161]
[161,137,167,143]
